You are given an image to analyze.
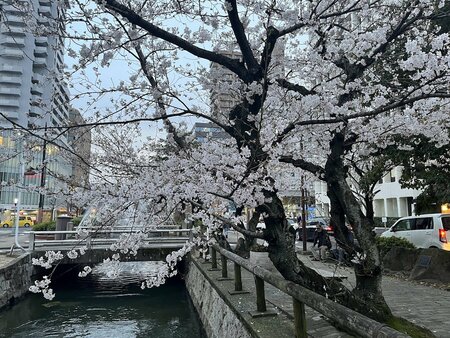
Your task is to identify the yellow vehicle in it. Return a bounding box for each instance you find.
[2,216,34,228]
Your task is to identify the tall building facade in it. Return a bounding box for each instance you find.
[0,0,73,216]
[193,122,230,143]
[68,108,91,188]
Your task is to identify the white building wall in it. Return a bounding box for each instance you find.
[313,166,423,218]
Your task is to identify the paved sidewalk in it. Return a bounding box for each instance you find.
[246,249,449,338]
[245,252,354,337]
[0,228,28,254]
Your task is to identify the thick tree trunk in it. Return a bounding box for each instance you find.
[324,131,392,320]
[259,190,392,322]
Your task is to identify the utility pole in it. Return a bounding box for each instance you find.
[299,138,307,252]
[301,175,307,252]
[36,125,47,224]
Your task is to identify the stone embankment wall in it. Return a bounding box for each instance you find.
[185,258,253,338]
[383,247,450,282]
[0,254,33,310]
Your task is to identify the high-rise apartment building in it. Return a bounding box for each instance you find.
[68,108,91,188]
[0,0,73,216]
[193,122,230,143]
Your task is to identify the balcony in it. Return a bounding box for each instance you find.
[37,17,50,27]
[31,84,44,95]
[0,48,24,59]
[31,94,43,105]
[38,7,52,16]
[3,25,26,36]
[0,74,22,85]
[0,109,19,120]
[0,35,26,47]
[33,56,47,68]
[0,64,23,74]
[32,74,44,84]
[0,97,20,107]
[30,105,44,117]
[34,45,48,57]
[35,37,48,46]
[0,87,21,96]
[4,14,26,26]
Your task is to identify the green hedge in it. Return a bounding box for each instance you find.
[72,217,82,226]
[376,236,415,256]
[32,221,56,231]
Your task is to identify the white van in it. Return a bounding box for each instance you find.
[381,213,450,251]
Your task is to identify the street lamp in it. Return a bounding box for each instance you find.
[10,156,37,252]
[37,125,47,224]
[11,160,26,253]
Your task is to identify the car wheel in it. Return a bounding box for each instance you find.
[2,223,9,228]
[24,223,30,228]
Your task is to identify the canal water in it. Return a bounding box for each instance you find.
[0,262,205,337]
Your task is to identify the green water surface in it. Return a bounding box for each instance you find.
[0,264,204,338]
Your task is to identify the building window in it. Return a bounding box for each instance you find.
[389,170,396,182]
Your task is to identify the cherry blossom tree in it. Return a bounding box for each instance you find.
[7,0,449,331]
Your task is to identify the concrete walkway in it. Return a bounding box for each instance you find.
[245,252,354,337]
[245,249,449,338]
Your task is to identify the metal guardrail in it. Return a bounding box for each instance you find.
[211,244,408,338]
[27,228,192,251]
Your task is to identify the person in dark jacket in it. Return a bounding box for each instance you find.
[312,224,331,260]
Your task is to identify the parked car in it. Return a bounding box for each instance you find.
[2,216,34,228]
[380,213,450,251]
[307,218,333,236]
[297,222,316,241]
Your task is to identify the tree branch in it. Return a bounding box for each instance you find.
[226,0,260,73]
[102,0,252,82]
[276,79,316,96]
[279,156,325,178]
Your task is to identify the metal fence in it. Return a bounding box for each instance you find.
[27,228,191,251]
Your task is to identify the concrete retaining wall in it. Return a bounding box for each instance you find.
[0,254,33,310]
[185,258,253,338]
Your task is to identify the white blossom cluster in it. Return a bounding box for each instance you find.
[31,251,64,269]
[29,276,55,300]
[78,266,93,278]
[15,0,449,298]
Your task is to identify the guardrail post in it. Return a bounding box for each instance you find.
[255,276,267,312]
[293,298,307,338]
[221,254,228,278]
[29,232,35,251]
[211,247,217,269]
[234,262,242,291]
[86,236,92,249]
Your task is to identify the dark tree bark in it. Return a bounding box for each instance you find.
[324,130,392,320]
[257,189,392,322]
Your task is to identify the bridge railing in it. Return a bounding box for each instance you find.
[210,244,408,338]
[27,228,192,251]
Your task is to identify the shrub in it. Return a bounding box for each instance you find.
[32,221,56,231]
[376,236,415,256]
[71,217,82,226]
